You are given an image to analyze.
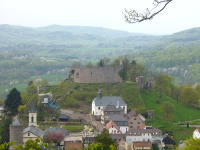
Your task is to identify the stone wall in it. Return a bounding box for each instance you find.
[72,66,122,83]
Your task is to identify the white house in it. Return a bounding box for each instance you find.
[126,129,163,144]
[23,107,43,143]
[23,126,44,143]
[104,120,122,134]
[92,96,127,116]
[193,128,200,139]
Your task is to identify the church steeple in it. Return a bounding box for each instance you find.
[28,105,37,127]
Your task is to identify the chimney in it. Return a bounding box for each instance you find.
[98,89,102,98]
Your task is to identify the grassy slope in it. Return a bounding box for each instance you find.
[142,91,200,142]
[48,81,200,142]
[49,80,144,111]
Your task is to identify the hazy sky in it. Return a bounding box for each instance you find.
[0,0,200,35]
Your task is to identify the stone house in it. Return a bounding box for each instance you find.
[70,66,122,83]
[127,111,146,130]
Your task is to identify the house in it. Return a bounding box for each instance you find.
[92,95,127,116]
[193,128,200,139]
[64,136,83,150]
[23,126,44,143]
[104,114,129,134]
[132,142,152,150]
[38,93,53,104]
[70,66,122,83]
[101,105,124,123]
[127,111,146,130]
[126,128,162,144]
[104,120,122,134]
[23,107,44,143]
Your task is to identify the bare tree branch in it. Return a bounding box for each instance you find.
[124,0,173,23]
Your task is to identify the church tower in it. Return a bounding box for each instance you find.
[29,106,37,127]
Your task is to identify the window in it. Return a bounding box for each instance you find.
[28,132,30,136]
[98,107,100,110]
[31,116,34,123]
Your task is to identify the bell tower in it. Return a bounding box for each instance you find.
[29,106,37,127]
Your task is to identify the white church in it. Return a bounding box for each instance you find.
[91,90,127,116]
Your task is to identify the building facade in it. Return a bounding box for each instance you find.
[92,96,127,116]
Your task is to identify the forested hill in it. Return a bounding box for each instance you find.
[0,24,200,97]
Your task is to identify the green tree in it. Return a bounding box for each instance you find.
[180,86,199,107]
[161,101,174,121]
[95,130,116,150]
[0,117,12,144]
[154,74,172,97]
[180,138,200,150]
[4,88,22,116]
[119,57,129,80]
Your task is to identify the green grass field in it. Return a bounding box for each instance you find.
[142,91,200,142]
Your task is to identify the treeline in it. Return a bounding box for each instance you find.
[153,74,200,109]
[134,45,200,84]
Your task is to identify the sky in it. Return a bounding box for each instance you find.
[0,0,200,35]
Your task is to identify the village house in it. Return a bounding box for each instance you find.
[104,120,122,134]
[70,66,122,83]
[126,128,163,144]
[92,94,127,116]
[23,108,44,143]
[64,135,83,150]
[103,114,129,134]
[193,128,200,139]
[127,111,146,130]
[38,93,53,104]
[23,126,44,143]
[132,141,152,150]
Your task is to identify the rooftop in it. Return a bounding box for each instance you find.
[128,128,162,136]
[23,126,44,138]
[93,96,126,106]
[133,141,152,147]
[64,136,82,142]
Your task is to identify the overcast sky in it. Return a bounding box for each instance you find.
[0,0,200,35]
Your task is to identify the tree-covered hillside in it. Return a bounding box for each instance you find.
[0,24,200,97]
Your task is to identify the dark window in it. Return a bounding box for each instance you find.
[28,132,30,136]
[31,116,34,123]
[98,107,100,110]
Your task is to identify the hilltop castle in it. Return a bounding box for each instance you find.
[70,66,122,83]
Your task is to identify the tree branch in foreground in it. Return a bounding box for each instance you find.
[124,0,173,23]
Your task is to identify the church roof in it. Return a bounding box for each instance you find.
[23,126,44,138]
[93,96,126,106]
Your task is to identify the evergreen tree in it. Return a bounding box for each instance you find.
[5,88,22,116]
